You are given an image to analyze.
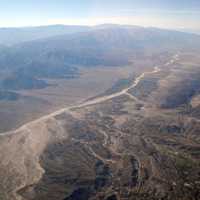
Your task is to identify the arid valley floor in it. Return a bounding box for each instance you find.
[0,52,200,200]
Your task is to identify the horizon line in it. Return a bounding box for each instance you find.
[0,23,199,35]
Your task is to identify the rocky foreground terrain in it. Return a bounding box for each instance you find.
[0,53,200,200]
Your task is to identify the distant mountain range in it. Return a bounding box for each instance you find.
[0,24,200,46]
[0,25,90,46]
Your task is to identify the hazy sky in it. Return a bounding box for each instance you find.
[0,0,200,30]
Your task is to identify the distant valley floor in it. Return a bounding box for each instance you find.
[0,52,200,200]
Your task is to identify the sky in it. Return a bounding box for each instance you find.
[0,0,200,31]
